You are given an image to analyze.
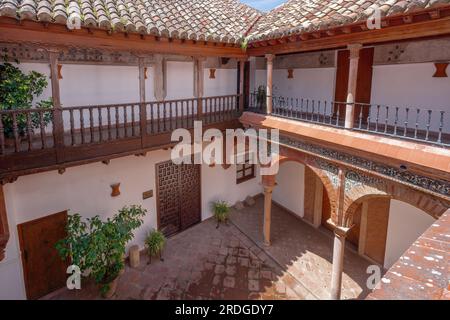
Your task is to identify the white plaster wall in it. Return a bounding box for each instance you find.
[384,200,435,269]
[204,68,237,97]
[272,68,335,102]
[201,164,261,219]
[0,146,261,299]
[371,63,450,132]
[272,161,305,217]
[166,61,194,100]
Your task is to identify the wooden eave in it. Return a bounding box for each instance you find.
[247,6,450,56]
[0,17,247,58]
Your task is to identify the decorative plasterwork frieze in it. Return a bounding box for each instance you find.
[344,170,384,192]
[276,135,450,198]
[315,158,339,188]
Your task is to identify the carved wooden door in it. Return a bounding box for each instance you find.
[18,211,68,300]
[156,160,201,237]
[179,163,201,230]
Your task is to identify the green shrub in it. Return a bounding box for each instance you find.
[145,229,166,257]
[0,59,53,138]
[56,205,146,295]
[212,200,230,225]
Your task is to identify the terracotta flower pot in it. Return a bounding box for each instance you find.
[102,277,119,299]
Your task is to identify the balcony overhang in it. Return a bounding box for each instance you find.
[240,112,450,182]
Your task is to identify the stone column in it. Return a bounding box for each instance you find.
[344,44,362,129]
[265,54,274,114]
[330,224,351,300]
[262,175,276,246]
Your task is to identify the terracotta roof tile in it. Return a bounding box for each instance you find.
[247,0,450,41]
[0,0,261,44]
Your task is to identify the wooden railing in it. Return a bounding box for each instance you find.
[0,95,241,180]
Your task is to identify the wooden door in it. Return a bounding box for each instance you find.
[334,47,374,122]
[18,211,68,300]
[156,160,201,237]
[179,164,201,230]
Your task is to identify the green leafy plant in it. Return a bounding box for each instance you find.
[0,58,53,139]
[56,205,146,295]
[145,229,166,263]
[240,37,250,51]
[212,200,230,228]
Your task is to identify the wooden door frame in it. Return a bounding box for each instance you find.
[17,210,68,300]
[155,160,202,234]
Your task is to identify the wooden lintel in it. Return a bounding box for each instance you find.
[299,34,309,41]
[247,16,450,56]
[429,10,440,20]
[341,26,352,34]
[403,15,413,24]
[0,17,247,58]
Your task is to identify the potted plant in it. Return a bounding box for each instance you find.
[212,200,230,228]
[56,205,146,298]
[145,229,166,264]
[0,58,53,146]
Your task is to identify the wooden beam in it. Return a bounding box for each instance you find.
[248,16,450,56]
[0,17,247,58]
[0,185,9,262]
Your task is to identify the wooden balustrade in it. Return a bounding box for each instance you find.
[0,95,241,181]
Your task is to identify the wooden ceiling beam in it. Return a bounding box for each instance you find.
[0,17,247,58]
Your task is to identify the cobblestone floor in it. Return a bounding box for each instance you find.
[44,216,315,300]
[229,196,374,300]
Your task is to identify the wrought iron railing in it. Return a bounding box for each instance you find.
[246,92,450,147]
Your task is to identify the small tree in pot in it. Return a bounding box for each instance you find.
[212,201,230,228]
[56,205,146,298]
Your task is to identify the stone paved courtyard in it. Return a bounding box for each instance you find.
[44,215,314,300]
[44,196,374,300]
[230,196,375,300]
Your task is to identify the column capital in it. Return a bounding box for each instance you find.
[261,174,276,189]
[347,43,362,59]
[265,54,275,63]
[327,218,353,237]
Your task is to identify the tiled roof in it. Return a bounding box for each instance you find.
[247,0,450,41]
[1,0,449,45]
[0,0,261,44]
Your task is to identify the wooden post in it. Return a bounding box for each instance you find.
[262,174,276,246]
[238,59,246,112]
[138,57,147,148]
[345,44,362,129]
[265,54,274,114]
[49,49,65,163]
[194,57,205,120]
[154,54,166,101]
